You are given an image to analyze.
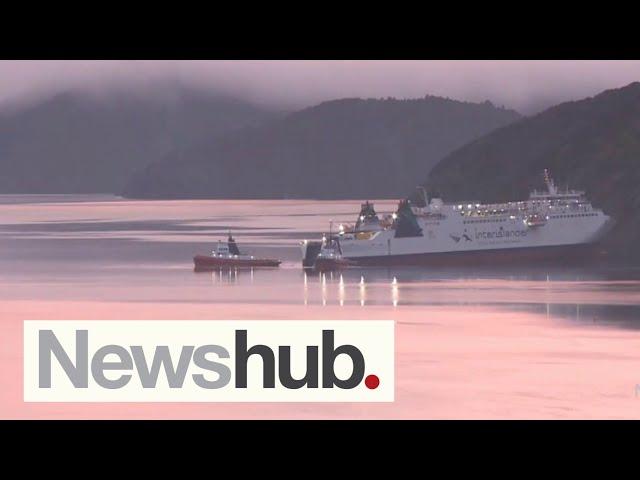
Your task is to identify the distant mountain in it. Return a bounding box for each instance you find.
[123,96,520,199]
[0,87,278,193]
[422,82,640,261]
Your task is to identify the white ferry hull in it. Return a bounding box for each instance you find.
[346,243,606,266]
[338,203,615,266]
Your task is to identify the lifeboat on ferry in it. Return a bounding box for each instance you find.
[524,213,548,228]
[193,235,281,271]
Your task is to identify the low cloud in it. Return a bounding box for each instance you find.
[1,60,639,114]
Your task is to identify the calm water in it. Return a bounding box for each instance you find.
[2,195,640,419]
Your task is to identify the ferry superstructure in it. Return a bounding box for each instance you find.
[302,171,615,266]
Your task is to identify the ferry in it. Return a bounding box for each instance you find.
[194,235,281,270]
[301,171,615,267]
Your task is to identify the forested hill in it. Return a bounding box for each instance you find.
[123,96,520,199]
[422,82,640,261]
[0,88,278,193]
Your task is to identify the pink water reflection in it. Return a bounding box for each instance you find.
[2,196,640,419]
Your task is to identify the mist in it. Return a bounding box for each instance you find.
[1,60,640,114]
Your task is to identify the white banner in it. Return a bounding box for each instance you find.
[24,320,394,402]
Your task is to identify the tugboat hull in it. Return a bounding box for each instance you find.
[193,255,281,271]
[313,257,356,272]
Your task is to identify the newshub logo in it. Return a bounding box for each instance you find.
[24,320,394,402]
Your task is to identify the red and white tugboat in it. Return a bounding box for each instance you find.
[193,235,281,271]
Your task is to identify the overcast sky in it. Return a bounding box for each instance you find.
[1,60,639,114]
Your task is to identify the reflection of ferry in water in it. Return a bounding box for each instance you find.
[302,170,615,267]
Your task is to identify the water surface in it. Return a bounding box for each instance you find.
[1,195,639,419]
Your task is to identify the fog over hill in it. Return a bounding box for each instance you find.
[0,86,279,193]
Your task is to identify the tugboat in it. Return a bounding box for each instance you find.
[193,235,281,271]
[312,230,356,272]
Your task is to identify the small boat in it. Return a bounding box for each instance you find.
[193,235,281,271]
[313,237,356,272]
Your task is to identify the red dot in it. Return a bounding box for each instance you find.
[365,374,380,389]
